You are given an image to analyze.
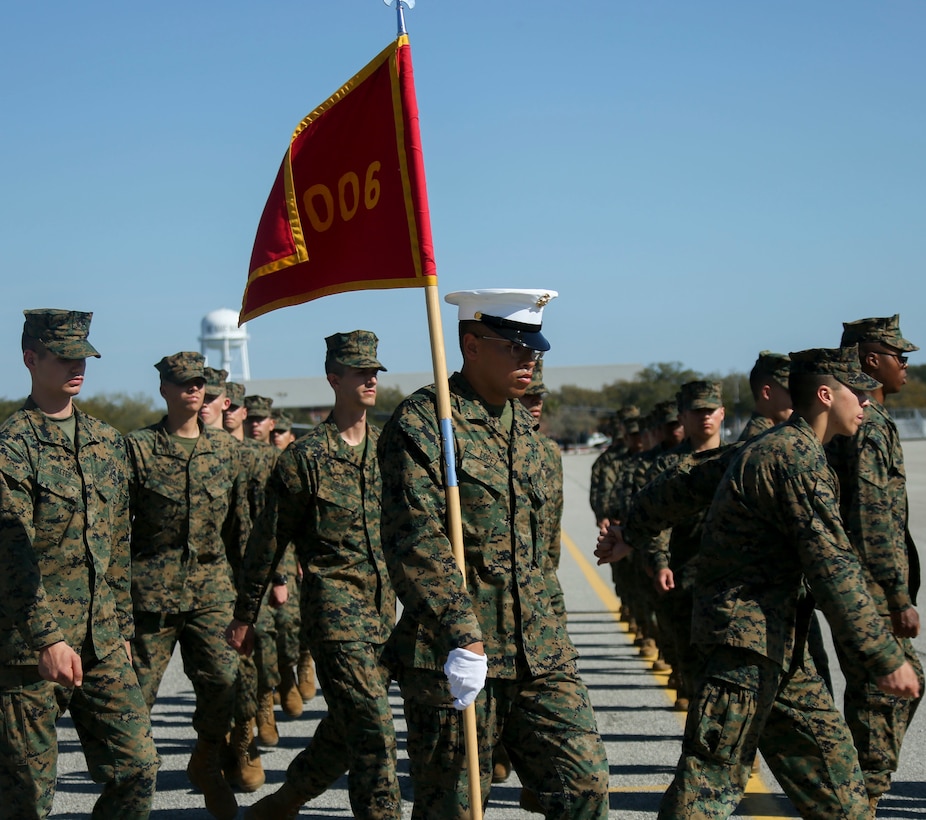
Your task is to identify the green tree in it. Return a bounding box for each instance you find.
[371,385,407,424]
[77,393,162,433]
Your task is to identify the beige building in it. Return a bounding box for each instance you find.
[244,363,642,424]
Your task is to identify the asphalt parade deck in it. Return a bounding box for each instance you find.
[53,444,926,818]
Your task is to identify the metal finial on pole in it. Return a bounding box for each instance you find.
[383,0,415,36]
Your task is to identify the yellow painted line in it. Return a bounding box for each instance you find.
[562,529,785,820]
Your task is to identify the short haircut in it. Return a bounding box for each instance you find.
[458,319,483,355]
[325,358,346,377]
[748,362,769,400]
[789,373,842,414]
[22,333,48,356]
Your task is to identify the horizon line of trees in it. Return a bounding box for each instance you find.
[4,362,926,438]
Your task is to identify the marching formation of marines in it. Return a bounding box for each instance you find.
[0,303,922,820]
[594,314,922,819]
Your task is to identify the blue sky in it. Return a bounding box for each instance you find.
[2,1,924,401]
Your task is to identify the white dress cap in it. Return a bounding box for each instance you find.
[445,288,558,351]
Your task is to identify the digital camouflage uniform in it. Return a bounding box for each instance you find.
[238,330,398,818]
[740,352,834,695]
[378,372,609,820]
[737,411,773,442]
[825,316,924,799]
[738,350,792,444]
[611,399,683,670]
[591,407,640,631]
[242,395,302,710]
[126,404,249,743]
[637,382,726,706]
[0,400,159,820]
[625,351,905,820]
[588,423,624,524]
[538,433,566,619]
[0,310,157,820]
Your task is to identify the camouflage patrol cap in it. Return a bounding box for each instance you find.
[840,314,918,353]
[651,398,680,425]
[524,361,548,397]
[204,367,228,393]
[23,309,100,359]
[325,330,387,372]
[677,380,723,412]
[789,345,880,392]
[244,395,274,418]
[619,405,641,435]
[272,410,294,432]
[155,351,205,384]
[754,351,791,390]
[226,382,245,407]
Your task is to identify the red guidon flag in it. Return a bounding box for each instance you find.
[240,34,436,323]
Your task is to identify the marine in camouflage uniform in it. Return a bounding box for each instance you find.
[126,351,250,820]
[200,369,265,791]
[228,330,399,820]
[825,316,924,809]
[737,351,793,443]
[493,360,566,796]
[739,351,834,695]
[269,410,313,702]
[618,346,920,820]
[588,413,624,525]
[520,361,566,619]
[594,407,644,633]
[610,399,685,672]
[378,290,609,820]
[243,394,304,723]
[637,381,726,711]
[0,310,158,820]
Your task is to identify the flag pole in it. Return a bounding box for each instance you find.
[387,3,482,812]
[423,281,484,819]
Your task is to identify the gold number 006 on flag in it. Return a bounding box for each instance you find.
[302,161,382,232]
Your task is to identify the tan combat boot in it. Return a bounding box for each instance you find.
[255,689,279,746]
[492,743,512,783]
[278,665,304,718]
[297,650,316,701]
[229,718,265,792]
[639,637,659,660]
[244,780,305,819]
[187,737,239,820]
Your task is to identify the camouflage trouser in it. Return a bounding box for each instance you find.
[658,583,704,700]
[274,572,302,671]
[131,604,238,742]
[399,661,609,820]
[659,645,869,820]
[254,551,301,691]
[629,551,658,643]
[0,646,159,820]
[254,593,281,691]
[234,653,258,724]
[285,640,400,820]
[835,632,924,797]
[807,612,833,695]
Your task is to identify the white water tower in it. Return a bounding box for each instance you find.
[200,308,251,381]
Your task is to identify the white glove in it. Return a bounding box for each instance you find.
[443,647,488,710]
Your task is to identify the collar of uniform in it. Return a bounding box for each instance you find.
[321,414,371,462]
[786,413,822,447]
[448,371,532,434]
[20,398,101,450]
[153,416,211,455]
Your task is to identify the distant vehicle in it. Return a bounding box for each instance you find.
[585,432,611,448]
